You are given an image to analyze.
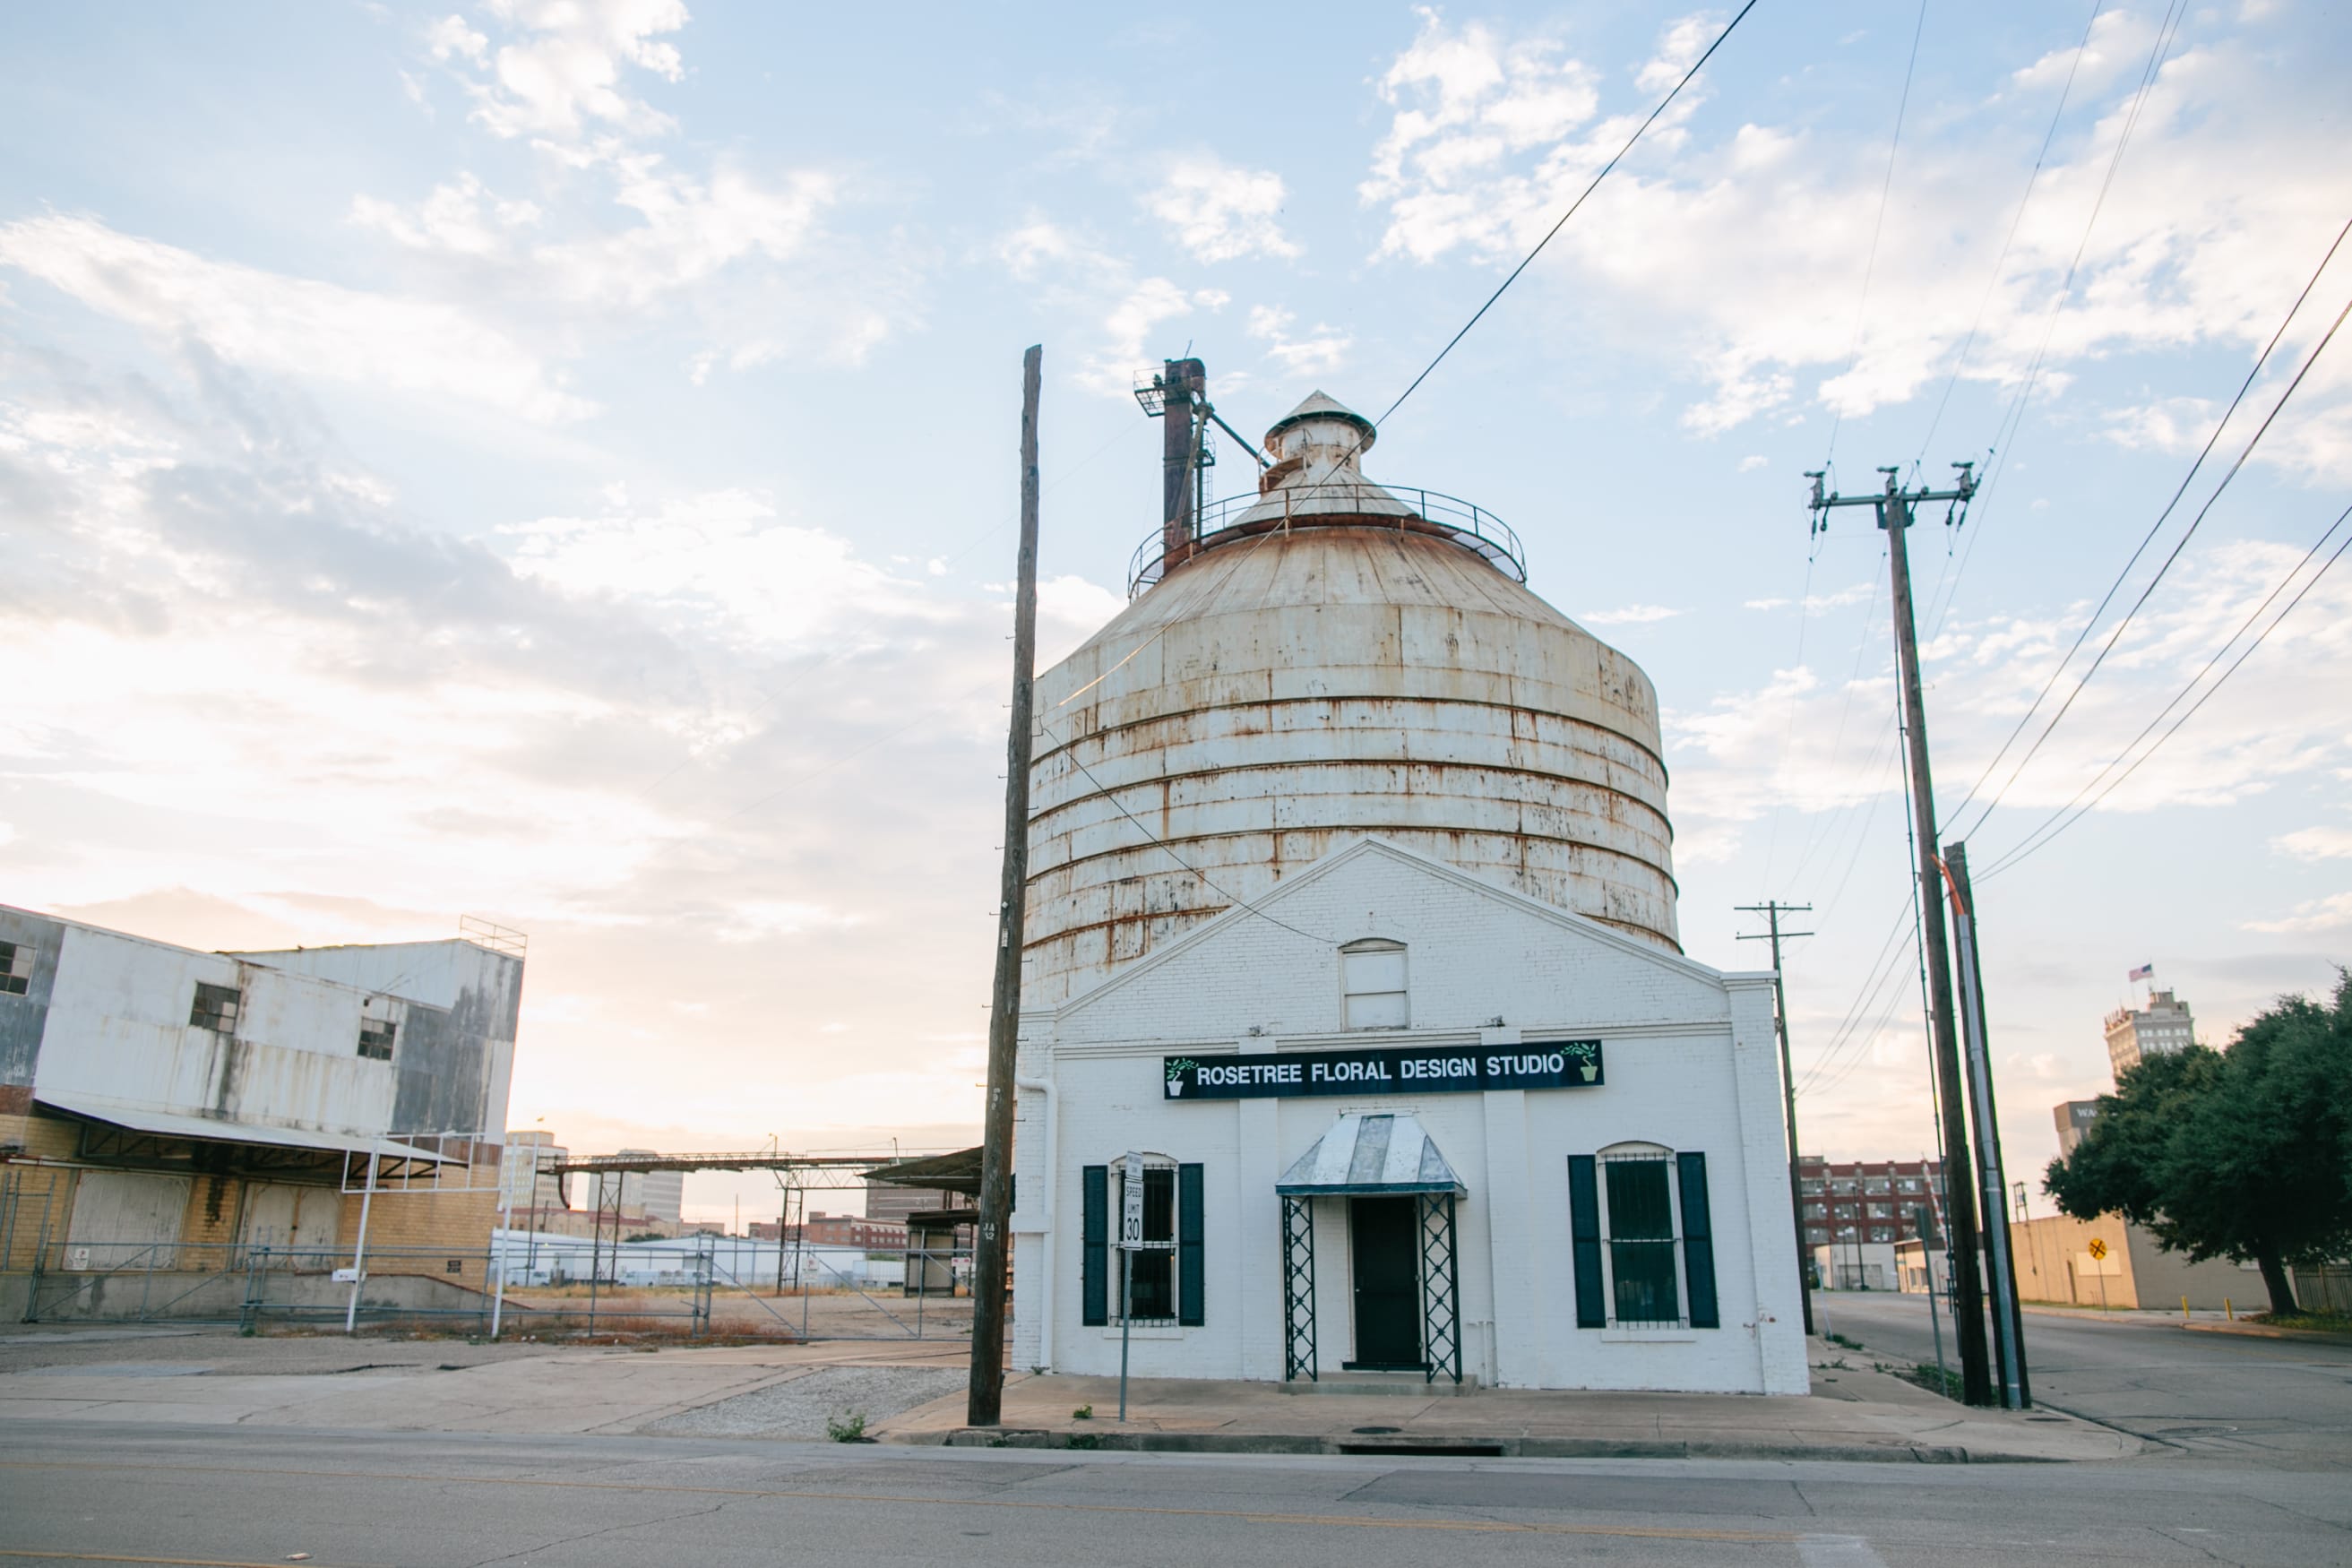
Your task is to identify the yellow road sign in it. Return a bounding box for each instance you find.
[2088,1236,2108,1261]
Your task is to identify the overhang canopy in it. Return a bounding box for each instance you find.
[864,1146,983,1197]
[36,1090,457,1163]
[1276,1112,1465,1196]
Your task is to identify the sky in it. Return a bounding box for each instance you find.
[3,1,2348,1225]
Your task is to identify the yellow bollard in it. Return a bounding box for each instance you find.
[2182,1295,2189,1322]
[2225,1297,2234,1321]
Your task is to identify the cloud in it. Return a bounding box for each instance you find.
[1356,11,2352,463]
[1362,9,1603,248]
[463,0,690,141]
[2274,824,2352,860]
[0,214,594,424]
[349,173,542,257]
[1579,603,1684,625]
[0,338,1133,1147]
[1143,156,1301,263]
[1664,536,2352,896]
[1246,306,1351,377]
[426,13,488,65]
[2243,891,2352,934]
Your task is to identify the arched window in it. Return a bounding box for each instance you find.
[1568,1142,1720,1331]
[1339,939,1408,1030]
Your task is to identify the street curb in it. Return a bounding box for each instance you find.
[914,1427,2045,1463]
[2180,1321,2352,1345]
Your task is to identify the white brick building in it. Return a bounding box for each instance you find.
[1006,389,1807,1395]
[1009,840,1806,1393]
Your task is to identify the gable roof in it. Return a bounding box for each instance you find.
[1043,834,1750,1023]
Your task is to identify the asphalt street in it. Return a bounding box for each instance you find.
[1813,1292,2352,1467]
[3,1416,2349,1568]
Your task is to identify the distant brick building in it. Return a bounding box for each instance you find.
[1795,1156,1946,1251]
[748,1210,906,1248]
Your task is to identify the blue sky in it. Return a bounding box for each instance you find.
[4,1,2348,1221]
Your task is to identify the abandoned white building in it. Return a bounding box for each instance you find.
[1006,377,1807,1394]
[0,905,522,1320]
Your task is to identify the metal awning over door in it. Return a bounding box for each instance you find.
[1275,1113,1463,1384]
[1276,1112,1465,1195]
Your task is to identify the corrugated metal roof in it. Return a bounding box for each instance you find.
[1276,1112,1464,1195]
[36,1090,457,1162]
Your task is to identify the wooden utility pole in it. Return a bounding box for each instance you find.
[1736,900,1815,1336]
[1806,463,1995,1407]
[969,345,1042,1426]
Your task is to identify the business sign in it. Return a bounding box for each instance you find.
[1163,1040,1602,1100]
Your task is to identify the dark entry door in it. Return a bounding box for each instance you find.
[1348,1197,1423,1369]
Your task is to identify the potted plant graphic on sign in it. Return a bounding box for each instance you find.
[1564,1041,1600,1082]
[1165,1058,1197,1097]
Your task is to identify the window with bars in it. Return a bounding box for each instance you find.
[1081,1160,1205,1330]
[189,982,241,1033]
[1117,1163,1177,1323]
[1602,1153,1679,1328]
[1569,1148,1719,1332]
[0,940,30,997]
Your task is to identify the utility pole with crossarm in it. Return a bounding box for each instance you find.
[1805,462,1995,1407]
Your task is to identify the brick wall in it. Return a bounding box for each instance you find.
[336,1162,502,1289]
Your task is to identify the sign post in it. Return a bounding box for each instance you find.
[1117,1150,1144,1421]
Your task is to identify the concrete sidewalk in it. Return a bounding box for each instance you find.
[874,1341,2142,1464]
[0,1327,2142,1460]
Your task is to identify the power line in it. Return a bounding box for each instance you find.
[1370,0,1762,434]
[1913,0,2103,463]
[1916,0,2188,641]
[1822,0,1931,469]
[1981,503,2352,879]
[1943,280,2352,840]
[1939,213,2352,835]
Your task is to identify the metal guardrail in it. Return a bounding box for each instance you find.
[1128,483,1528,596]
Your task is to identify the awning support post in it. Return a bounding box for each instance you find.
[1282,1195,1317,1383]
[1418,1192,1462,1384]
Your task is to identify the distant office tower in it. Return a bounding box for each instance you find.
[2106,990,2196,1081]
[501,1130,567,1210]
[620,1150,684,1223]
[2053,1099,2101,1156]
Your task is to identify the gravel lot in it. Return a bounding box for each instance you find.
[647,1364,968,1439]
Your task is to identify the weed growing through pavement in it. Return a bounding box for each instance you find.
[1072,1404,1093,1420]
[825,1409,869,1443]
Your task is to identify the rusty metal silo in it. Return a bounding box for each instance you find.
[1024,392,1678,1006]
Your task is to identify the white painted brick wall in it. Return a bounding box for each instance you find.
[1010,838,1809,1395]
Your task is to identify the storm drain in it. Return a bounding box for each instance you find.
[1336,1442,1506,1457]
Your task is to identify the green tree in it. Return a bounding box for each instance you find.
[2046,971,2352,1315]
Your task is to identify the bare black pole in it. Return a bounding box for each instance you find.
[969,345,1041,1426]
[1943,841,2030,1408]
[1737,900,1815,1336]
[1807,464,1994,1407]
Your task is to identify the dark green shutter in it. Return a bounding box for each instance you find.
[1568,1155,1605,1329]
[1677,1151,1719,1329]
[1177,1162,1204,1326]
[1081,1164,1108,1326]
